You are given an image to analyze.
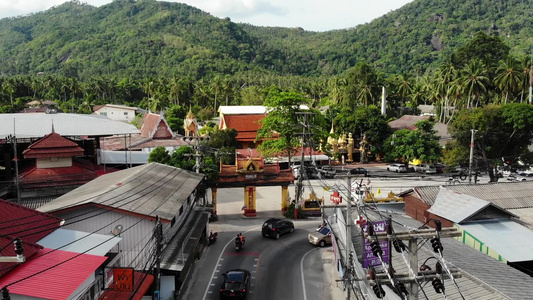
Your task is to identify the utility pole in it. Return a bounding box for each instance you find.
[345,175,352,300]
[183,133,210,174]
[468,129,477,184]
[154,216,163,300]
[294,111,315,220]
[7,119,20,203]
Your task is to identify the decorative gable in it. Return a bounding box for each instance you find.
[22,132,84,158]
[141,112,174,139]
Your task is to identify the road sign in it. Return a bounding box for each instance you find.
[330,191,342,204]
[362,220,390,268]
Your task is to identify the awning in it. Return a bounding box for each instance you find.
[38,228,122,256]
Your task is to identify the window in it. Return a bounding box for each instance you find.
[179,206,184,216]
[101,112,107,116]
[124,112,128,116]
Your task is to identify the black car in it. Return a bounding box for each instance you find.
[261,218,294,239]
[348,167,368,177]
[220,269,251,299]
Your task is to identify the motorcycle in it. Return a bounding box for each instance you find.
[235,237,244,251]
[208,232,218,245]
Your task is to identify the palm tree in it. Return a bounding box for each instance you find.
[494,57,522,104]
[459,59,490,108]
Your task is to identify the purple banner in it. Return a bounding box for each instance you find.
[362,220,390,268]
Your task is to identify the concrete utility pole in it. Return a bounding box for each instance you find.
[7,119,20,203]
[346,176,352,300]
[154,216,163,299]
[183,133,209,174]
[468,129,478,184]
[294,111,315,220]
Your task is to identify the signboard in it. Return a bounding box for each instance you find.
[330,191,342,204]
[362,220,390,268]
[113,268,134,291]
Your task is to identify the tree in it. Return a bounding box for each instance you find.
[333,105,391,156]
[148,146,170,164]
[256,88,308,165]
[454,32,510,69]
[383,119,441,164]
[494,57,522,104]
[448,103,533,182]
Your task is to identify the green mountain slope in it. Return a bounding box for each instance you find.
[0,0,530,80]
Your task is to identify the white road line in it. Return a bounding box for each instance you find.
[300,247,319,300]
[202,226,260,300]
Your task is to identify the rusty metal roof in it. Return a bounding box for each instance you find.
[414,181,533,209]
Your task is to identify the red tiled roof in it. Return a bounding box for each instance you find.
[98,272,154,300]
[92,105,105,112]
[141,113,173,139]
[22,132,84,158]
[19,162,102,188]
[223,114,264,141]
[0,248,107,300]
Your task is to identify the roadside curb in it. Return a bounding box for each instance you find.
[321,247,345,300]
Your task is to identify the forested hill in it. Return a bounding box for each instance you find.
[0,0,530,80]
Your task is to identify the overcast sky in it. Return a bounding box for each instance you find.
[0,0,414,32]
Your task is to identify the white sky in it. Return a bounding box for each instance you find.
[0,0,414,32]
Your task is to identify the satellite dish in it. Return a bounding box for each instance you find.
[112,225,123,236]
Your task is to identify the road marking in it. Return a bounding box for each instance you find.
[202,226,260,300]
[300,247,319,300]
[224,251,260,256]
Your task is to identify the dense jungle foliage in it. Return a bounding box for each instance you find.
[1,0,532,172]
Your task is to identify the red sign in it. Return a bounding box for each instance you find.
[113,268,134,291]
[356,215,367,228]
[330,191,342,204]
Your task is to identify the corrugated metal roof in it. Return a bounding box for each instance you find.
[0,113,140,139]
[0,199,63,243]
[38,228,122,256]
[428,187,511,223]
[414,181,533,209]
[37,163,204,221]
[460,220,533,262]
[0,248,106,299]
[366,211,533,299]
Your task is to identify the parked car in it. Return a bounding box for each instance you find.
[262,218,294,239]
[387,163,407,173]
[416,164,437,174]
[348,167,368,177]
[220,269,251,299]
[318,165,337,178]
[507,175,527,182]
[292,165,319,180]
[308,226,332,247]
[434,163,445,173]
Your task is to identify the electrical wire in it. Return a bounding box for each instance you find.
[0,165,187,239]
[0,163,159,226]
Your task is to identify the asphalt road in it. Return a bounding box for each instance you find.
[180,166,489,300]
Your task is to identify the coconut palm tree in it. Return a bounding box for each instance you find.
[494,57,522,104]
[459,59,490,108]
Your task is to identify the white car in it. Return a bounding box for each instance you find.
[507,175,527,182]
[416,164,437,174]
[387,163,407,173]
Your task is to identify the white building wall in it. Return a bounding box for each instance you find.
[55,208,161,268]
[36,156,72,168]
[95,106,136,122]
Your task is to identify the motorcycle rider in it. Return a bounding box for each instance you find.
[236,233,245,248]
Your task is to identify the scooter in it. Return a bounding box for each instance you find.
[235,237,244,251]
[208,232,218,245]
